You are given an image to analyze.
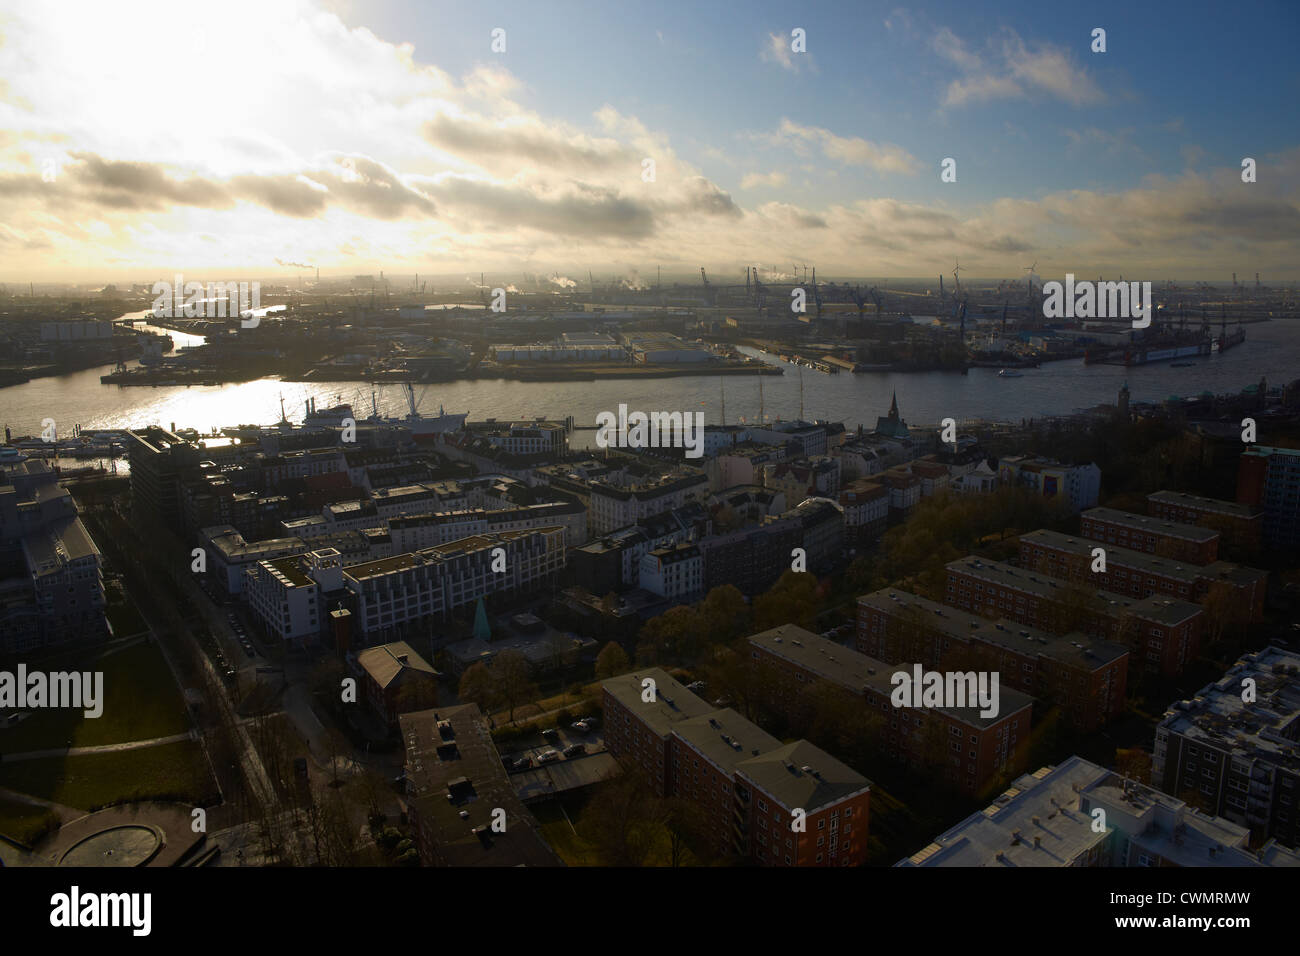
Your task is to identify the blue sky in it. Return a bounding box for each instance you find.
[1,0,1297,281]
[363,0,1299,205]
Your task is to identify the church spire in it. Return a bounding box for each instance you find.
[888,391,899,420]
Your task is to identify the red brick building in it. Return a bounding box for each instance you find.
[602,667,871,866]
[1147,490,1262,554]
[750,625,1032,794]
[856,591,1127,731]
[1080,507,1220,565]
[943,557,1205,677]
[1018,529,1266,622]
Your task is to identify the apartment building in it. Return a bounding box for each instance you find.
[998,456,1101,512]
[1236,445,1300,551]
[1018,529,1266,621]
[400,705,559,866]
[760,456,841,505]
[856,590,1128,731]
[345,527,565,642]
[0,460,106,653]
[602,667,872,866]
[639,543,703,602]
[698,515,802,597]
[1080,507,1220,565]
[1147,489,1263,554]
[354,640,439,729]
[200,525,306,595]
[126,426,201,528]
[749,625,1033,794]
[944,557,1204,677]
[1153,646,1300,850]
[838,479,889,546]
[588,470,709,536]
[244,547,342,645]
[897,755,1300,867]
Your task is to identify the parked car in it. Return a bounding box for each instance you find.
[537,750,561,764]
[513,755,533,770]
[570,720,589,733]
[563,743,585,758]
[541,728,559,742]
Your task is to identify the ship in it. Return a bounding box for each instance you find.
[997,368,1023,378]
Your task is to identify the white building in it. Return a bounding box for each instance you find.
[639,543,703,602]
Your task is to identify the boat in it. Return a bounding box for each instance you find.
[1170,361,1196,368]
[997,368,1023,378]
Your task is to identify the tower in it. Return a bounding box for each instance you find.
[1117,381,1130,419]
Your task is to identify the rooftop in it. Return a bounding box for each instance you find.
[750,624,1035,727]
[356,641,438,689]
[399,705,559,867]
[898,755,1298,868]
[1081,507,1219,544]
[1158,645,1300,770]
[1147,489,1260,520]
[856,591,1128,671]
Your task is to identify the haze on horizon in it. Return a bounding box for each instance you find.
[1,0,1297,285]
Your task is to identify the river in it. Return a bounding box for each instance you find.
[2,313,1296,443]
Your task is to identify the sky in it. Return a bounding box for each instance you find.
[1,0,1297,284]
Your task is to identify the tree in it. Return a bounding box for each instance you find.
[583,768,668,866]
[594,641,631,680]
[458,662,498,713]
[753,570,819,632]
[493,649,539,724]
[699,585,751,644]
[638,605,704,663]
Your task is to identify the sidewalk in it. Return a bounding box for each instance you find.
[2,730,195,763]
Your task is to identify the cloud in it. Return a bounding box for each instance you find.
[936,27,1104,108]
[741,171,788,189]
[761,32,797,72]
[776,120,918,175]
[423,111,633,173]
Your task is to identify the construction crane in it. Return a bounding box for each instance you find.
[750,266,767,313]
[848,287,868,319]
[952,258,963,299]
[700,267,712,305]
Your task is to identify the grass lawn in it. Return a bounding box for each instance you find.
[531,791,707,867]
[0,795,62,846]
[0,739,218,811]
[0,639,190,753]
[105,600,148,638]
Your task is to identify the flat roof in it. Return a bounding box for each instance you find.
[856,591,1128,672]
[1021,529,1210,585]
[897,755,1293,868]
[600,668,714,737]
[1081,507,1219,544]
[945,556,1204,626]
[399,705,559,867]
[1157,645,1300,770]
[750,624,1036,726]
[1147,489,1260,520]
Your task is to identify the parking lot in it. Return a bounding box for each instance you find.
[501,718,605,774]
